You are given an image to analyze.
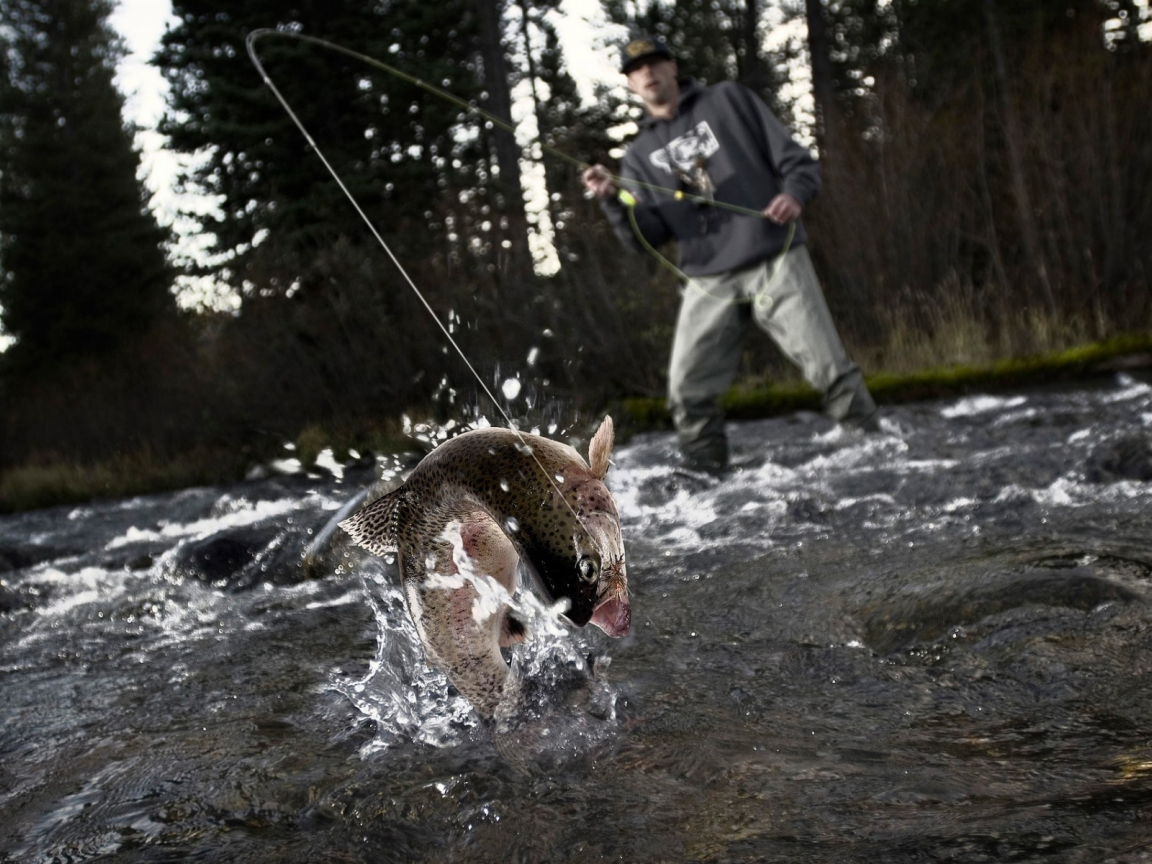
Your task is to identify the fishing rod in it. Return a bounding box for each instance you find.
[618,188,794,308]
[246,27,612,542]
[244,28,790,435]
[244,30,781,220]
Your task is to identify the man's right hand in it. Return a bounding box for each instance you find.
[582,164,618,200]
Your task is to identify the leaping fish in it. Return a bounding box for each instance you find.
[339,416,630,719]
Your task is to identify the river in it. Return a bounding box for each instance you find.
[3,372,1152,862]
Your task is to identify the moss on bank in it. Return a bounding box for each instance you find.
[2,334,1150,514]
[615,333,1152,433]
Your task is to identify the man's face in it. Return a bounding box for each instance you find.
[626,57,679,110]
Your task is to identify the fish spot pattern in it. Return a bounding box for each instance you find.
[340,420,629,718]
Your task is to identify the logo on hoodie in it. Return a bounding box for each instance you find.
[650,120,720,176]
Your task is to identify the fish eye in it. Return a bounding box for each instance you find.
[577,555,598,583]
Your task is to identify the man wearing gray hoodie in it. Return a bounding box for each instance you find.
[583,34,877,473]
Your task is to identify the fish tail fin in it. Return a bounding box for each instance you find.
[339,487,406,557]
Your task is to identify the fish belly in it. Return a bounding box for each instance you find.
[402,513,524,717]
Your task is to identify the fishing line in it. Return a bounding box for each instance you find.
[246,29,792,313]
[245,28,603,541]
[245,30,776,224]
[619,189,795,309]
[244,29,788,528]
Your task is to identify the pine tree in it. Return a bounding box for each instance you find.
[505,0,587,264]
[155,0,487,295]
[0,0,173,376]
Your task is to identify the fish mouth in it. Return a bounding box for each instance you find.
[589,595,631,637]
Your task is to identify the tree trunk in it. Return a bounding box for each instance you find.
[735,0,766,95]
[981,0,1054,309]
[515,0,559,230]
[804,0,843,165]
[473,0,531,278]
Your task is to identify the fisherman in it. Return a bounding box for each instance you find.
[582,33,878,474]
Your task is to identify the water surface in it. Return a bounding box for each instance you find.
[3,374,1152,862]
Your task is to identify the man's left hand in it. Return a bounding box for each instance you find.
[764,193,802,224]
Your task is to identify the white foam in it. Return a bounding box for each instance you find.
[752,461,801,484]
[992,406,1042,426]
[941,497,979,512]
[105,496,321,550]
[269,457,303,475]
[835,493,898,511]
[895,459,961,474]
[313,448,344,480]
[37,576,116,618]
[1104,375,1152,403]
[941,394,1028,418]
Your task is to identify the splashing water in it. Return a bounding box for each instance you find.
[501,377,522,401]
[4,373,1152,860]
[331,555,618,759]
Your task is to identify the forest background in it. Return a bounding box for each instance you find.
[1,0,1151,511]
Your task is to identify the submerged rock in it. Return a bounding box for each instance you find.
[1086,435,1152,483]
[172,524,293,591]
[0,545,35,574]
[0,542,72,574]
[0,580,35,613]
[858,565,1140,654]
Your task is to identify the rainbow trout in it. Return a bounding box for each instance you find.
[339,416,630,719]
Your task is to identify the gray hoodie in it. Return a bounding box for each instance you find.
[603,78,820,277]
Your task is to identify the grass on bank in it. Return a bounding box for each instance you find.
[3,333,1151,514]
[616,332,1152,431]
[0,448,253,515]
[0,418,414,515]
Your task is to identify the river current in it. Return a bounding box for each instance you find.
[3,372,1152,862]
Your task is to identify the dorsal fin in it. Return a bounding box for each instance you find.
[588,415,614,480]
[339,486,407,557]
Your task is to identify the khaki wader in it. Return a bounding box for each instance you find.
[667,245,876,466]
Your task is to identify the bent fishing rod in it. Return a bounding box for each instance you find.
[244,28,793,464]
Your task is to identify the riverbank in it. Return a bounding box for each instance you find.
[3,333,1151,514]
[619,333,1152,429]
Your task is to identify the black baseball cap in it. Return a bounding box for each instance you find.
[620,34,674,74]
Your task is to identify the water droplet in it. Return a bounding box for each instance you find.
[504,517,520,534]
[502,378,521,400]
[500,479,510,492]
